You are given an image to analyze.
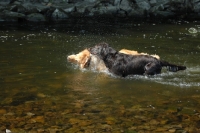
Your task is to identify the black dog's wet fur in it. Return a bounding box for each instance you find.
[88,43,186,77]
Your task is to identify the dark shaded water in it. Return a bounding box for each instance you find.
[0,21,200,132]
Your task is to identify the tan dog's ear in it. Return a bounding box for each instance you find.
[80,56,90,68]
[67,49,91,68]
[67,55,77,63]
[79,49,91,68]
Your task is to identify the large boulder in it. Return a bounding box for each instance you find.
[51,8,68,21]
[155,0,170,5]
[2,10,25,18]
[63,4,76,13]
[89,4,118,17]
[136,1,151,11]
[68,0,83,3]
[194,2,200,13]
[128,9,146,18]
[149,0,157,6]
[22,2,50,14]
[0,0,9,6]
[114,0,120,6]
[0,10,25,21]
[0,4,7,12]
[75,1,96,14]
[150,4,165,13]
[26,13,46,22]
[84,0,98,2]
[150,10,175,18]
[119,0,132,13]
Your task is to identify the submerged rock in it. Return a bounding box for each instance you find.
[0,109,6,115]
[28,116,45,123]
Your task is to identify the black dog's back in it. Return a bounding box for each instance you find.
[89,43,186,77]
[104,53,162,77]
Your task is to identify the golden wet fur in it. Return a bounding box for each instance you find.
[119,49,160,60]
[67,49,91,69]
[67,48,160,71]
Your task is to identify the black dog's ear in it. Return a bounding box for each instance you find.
[88,44,103,55]
[107,47,117,54]
[100,42,109,47]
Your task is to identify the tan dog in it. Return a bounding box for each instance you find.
[67,48,160,71]
[67,49,91,69]
[67,49,108,72]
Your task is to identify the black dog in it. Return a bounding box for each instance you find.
[88,43,186,77]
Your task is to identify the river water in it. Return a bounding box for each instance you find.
[0,20,200,132]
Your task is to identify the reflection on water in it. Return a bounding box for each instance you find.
[0,21,200,132]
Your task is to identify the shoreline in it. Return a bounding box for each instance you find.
[1,0,200,23]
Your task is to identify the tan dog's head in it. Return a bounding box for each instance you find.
[67,49,91,68]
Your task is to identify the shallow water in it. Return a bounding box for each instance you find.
[0,21,200,132]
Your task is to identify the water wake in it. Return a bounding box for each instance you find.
[126,66,200,88]
[69,63,199,88]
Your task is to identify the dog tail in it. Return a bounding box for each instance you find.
[160,60,186,72]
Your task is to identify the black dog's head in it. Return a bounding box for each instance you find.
[88,42,117,59]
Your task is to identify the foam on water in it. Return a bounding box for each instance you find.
[127,66,200,88]
[104,65,199,88]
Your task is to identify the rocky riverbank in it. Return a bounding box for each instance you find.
[0,0,200,23]
[1,85,200,133]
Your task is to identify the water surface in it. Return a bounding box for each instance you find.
[0,21,200,132]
